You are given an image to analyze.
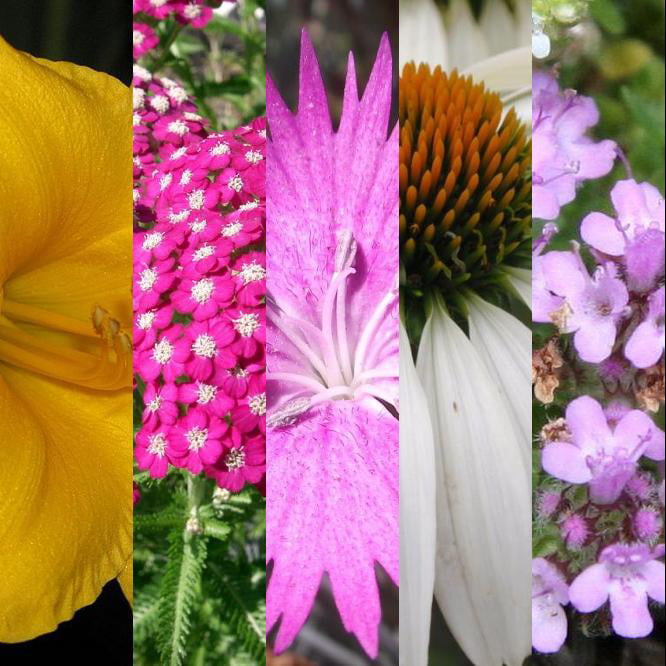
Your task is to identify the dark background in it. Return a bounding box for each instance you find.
[0,0,132,660]
[0,0,131,84]
[266,1,398,664]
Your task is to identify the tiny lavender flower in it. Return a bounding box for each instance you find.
[532,71,616,221]
[569,543,665,638]
[542,396,663,504]
[532,558,569,654]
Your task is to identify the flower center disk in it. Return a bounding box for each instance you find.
[399,64,531,298]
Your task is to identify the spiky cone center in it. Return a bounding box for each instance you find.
[399,63,531,309]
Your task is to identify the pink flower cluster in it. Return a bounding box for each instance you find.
[532,71,665,653]
[133,110,267,493]
[133,64,208,205]
[133,0,223,59]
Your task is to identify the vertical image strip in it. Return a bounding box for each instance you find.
[265,1,399,663]
[530,1,665,664]
[131,1,266,664]
[0,0,133,661]
[399,0,532,664]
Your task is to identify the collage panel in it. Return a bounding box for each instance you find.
[265,1,399,664]
[530,0,665,664]
[399,0,532,664]
[0,0,133,661]
[1,1,664,665]
[132,1,266,664]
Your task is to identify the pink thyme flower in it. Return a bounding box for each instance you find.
[136,325,185,382]
[532,558,569,654]
[170,408,227,474]
[266,31,398,657]
[133,304,174,351]
[533,71,616,221]
[542,395,663,504]
[633,507,663,542]
[581,179,665,292]
[569,542,665,638]
[232,373,266,433]
[540,250,628,363]
[561,514,589,550]
[178,379,235,417]
[176,1,213,29]
[133,256,177,311]
[625,287,665,369]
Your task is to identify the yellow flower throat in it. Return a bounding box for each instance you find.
[0,289,131,391]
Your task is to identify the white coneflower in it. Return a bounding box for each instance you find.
[399,1,533,664]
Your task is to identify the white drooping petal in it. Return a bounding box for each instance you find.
[399,0,449,70]
[463,46,531,95]
[503,266,532,307]
[417,303,531,666]
[399,322,436,666]
[479,0,517,57]
[444,0,489,70]
[467,294,532,468]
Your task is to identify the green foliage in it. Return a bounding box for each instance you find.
[133,478,266,666]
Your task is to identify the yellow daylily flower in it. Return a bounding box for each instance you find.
[0,36,132,642]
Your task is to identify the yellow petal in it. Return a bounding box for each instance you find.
[118,555,134,606]
[0,34,132,323]
[0,37,132,641]
[0,366,132,641]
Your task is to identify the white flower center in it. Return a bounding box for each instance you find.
[239,262,265,284]
[168,86,188,103]
[170,146,188,160]
[221,222,242,237]
[186,426,208,451]
[147,396,162,412]
[188,189,205,210]
[180,169,193,186]
[152,339,174,365]
[233,313,260,337]
[197,383,217,404]
[133,88,145,109]
[193,244,215,261]
[244,150,263,164]
[228,175,244,192]
[142,232,164,251]
[133,30,145,46]
[248,392,266,416]
[224,447,246,470]
[139,268,158,291]
[192,333,217,358]
[238,201,259,211]
[170,210,190,224]
[147,433,168,457]
[210,142,230,156]
[168,120,189,136]
[160,173,173,190]
[184,4,202,19]
[190,218,207,233]
[191,278,214,304]
[137,311,156,329]
[151,95,170,113]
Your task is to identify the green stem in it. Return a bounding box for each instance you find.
[152,22,183,72]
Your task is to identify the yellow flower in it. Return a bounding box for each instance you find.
[0,36,132,642]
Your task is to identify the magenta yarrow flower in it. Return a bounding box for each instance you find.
[132,80,266,492]
[569,543,665,638]
[532,558,569,654]
[542,396,664,504]
[170,408,227,475]
[133,22,159,59]
[533,71,616,221]
[266,32,398,657]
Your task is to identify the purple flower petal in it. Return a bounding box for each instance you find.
[645,560,666,604]
[566,395,612,449]
[569,562,611,612]
[542,442,592,483]
[608,581,653,638]
[532,594,568,654]
[581,211,626,255]
[267,400,398,657]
